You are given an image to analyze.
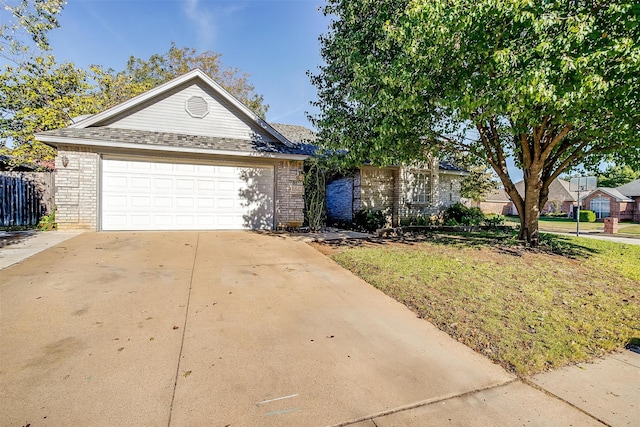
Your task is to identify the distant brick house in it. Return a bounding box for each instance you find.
[471,188,511,215]
[326,159,469,226]
[474,178,578,216]
[582,179,640,222]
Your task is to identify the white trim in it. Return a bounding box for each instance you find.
[37,135,308,161]
[69,69,295,148]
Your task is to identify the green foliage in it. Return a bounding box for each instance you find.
[483,214,505,227]
[0,56,96,167]
[93,43,269,117]
[597,165,640,188]
[0,0,66,61]
[400,213,438,226]
[579,210,597,222]
[311,0,640,244]
[303,158,327,231]
[443,203,485,226]
[354,208,387,232]
[37,206,56,231]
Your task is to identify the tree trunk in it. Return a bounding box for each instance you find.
[516,170,543,246]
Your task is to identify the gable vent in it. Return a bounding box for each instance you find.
[185,96,209,118]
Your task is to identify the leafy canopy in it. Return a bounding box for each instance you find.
[1,0,66,62]
[311,0,640,243]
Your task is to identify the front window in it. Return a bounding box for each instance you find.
[590,197,610,219]
[411,172,431,204]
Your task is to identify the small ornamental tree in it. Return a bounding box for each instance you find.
[311,0,640,245]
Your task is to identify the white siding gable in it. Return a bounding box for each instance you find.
[99,81,275,142]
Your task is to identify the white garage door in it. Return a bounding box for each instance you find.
[101,159,274,230]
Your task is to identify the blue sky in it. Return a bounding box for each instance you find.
[46,0,330,128]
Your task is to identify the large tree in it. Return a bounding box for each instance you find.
[311,0,640,245]
[0,56,93,168]
[1,0,66,62]
[597,164,640,188]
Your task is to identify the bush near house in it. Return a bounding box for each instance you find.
[579,210,597,222]
[353,209,387,232]
[443,202,485,226]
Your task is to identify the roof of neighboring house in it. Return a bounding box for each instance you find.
[616,178,640,197]
[514,178,578,202]
[270,123,318,143]
[482,188,510,203]
[438,160,468,174]
[269,123,319,156]
[586,187,634,202]
[37,127,311,158]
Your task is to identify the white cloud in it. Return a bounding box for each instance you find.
[183,0,216,47]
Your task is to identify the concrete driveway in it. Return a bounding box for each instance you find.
[1,232,598,426]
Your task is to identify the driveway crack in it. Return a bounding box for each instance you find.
[167,232,200,427]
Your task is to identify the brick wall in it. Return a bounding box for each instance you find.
[358,166,398,226]
[54,146,98,230]
[275,160,305,228]
[437,175,462,208]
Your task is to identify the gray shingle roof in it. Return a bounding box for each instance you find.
[514,178,578,202]
[270,123,318,143]
[616,179,640,197]
[37,127,310,157]
[590,187,634,202]
[438,160,468,173]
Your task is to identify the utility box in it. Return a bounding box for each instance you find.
[604,217,618,234]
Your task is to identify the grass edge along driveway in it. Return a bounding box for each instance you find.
[317,232,640,376]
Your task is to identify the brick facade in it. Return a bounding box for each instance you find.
[326,161,466,227]
[54,146,99,230]
[275,160,305,228]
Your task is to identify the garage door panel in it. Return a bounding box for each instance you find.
[101,159,274,231]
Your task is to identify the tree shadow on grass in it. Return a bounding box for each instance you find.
[317,229,600,259]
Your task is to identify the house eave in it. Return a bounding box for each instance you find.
[36,135,309,161]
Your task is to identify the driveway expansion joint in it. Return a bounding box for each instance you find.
[167,232,200,427]
[330,378,519,427]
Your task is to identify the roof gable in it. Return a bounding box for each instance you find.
[585,187,634,202]
[615,179,640,197]
[71,69,293,147]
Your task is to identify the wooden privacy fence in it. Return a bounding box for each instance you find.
[0,172,55,227]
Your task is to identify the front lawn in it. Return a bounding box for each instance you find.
[318,232,640,376]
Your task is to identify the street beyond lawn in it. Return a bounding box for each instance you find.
[314,231,640,376]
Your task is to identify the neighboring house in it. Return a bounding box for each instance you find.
[471,188,511,215]
[474,178,578,217]
[582,179,640,221]
[326,159,469,226]
[35,69,310,231]
[513,178,578,215]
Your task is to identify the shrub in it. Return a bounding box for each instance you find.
[578,210,596,222]
[443,203,485,225]
[484,214,505,227]
[400,213,437,226]
[38,207,57,231]
[354,209,387,232]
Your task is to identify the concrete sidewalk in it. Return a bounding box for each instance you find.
[0,230,85,270]
[1,231,637,426]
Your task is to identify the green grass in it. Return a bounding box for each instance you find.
[619,224,640,235]
[328,232,640,376]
